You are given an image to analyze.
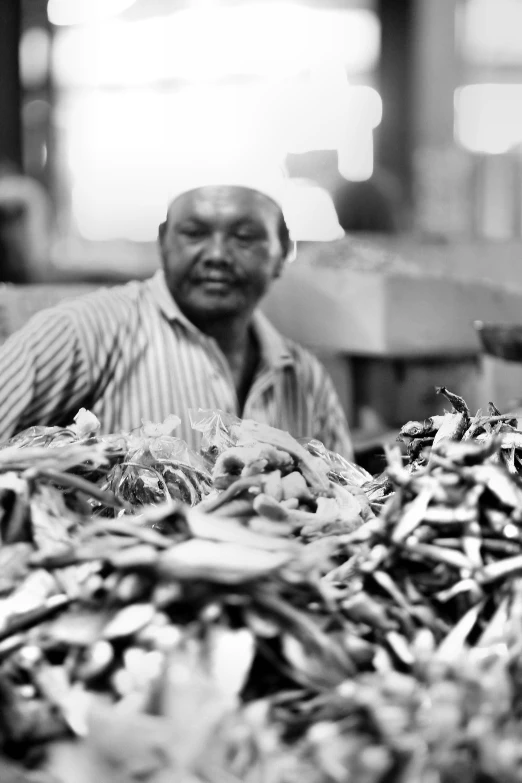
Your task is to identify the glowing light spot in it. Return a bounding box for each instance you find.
[55,4,381,241]
[461,0,522,65]
[20,27,50,88]
[48,0,137,26]
[52,5,380,86]
[455,84,522,154]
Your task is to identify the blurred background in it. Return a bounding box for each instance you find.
[3,0,522,464]
[4,0,509,272]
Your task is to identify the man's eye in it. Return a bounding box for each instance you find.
[180,225,206,238]
[234,230,261,242]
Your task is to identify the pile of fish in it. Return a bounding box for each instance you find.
[398,385,521,473]
[3,393,522,781]
[251,622,522,783]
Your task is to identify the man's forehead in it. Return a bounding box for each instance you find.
[167,185,280,224]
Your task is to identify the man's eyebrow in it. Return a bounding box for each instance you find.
[231,216,266,228]
[173,216,207,226]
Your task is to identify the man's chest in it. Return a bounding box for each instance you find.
[90,322,291,432]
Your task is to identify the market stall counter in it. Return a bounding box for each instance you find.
[262,235,522,433]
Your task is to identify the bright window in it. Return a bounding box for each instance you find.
[456,0,522,153]
[455,0,522,239]
[460,0,522,65]
[455,84,522,155]
[52,5,380,86]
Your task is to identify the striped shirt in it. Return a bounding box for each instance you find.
[0,271,353,459]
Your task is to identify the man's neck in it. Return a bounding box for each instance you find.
[200,314,251,359]
[191,312,261,411]
[190,313,252,359]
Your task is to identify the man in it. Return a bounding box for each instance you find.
[0,165,354,459]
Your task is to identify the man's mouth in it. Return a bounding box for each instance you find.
[193,274,237,288]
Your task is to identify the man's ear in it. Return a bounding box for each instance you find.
[273,260,284,279]
[157,221,167,260]
[273,249,285,279]
[287,240,297,263]
[273,243,295,279]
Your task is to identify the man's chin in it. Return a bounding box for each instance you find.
[184,293,242,321]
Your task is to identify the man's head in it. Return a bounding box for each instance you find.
[158,185,291,327]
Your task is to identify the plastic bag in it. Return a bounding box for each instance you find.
[189,408,243,469]
[1,425,72,449]
[2,409,102,450]
[298,438,372,488]
[105,417,212,508]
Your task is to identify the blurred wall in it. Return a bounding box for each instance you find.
[0,0,22,167]
[376,0,415,212]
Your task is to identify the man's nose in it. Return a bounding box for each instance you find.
[203,232,229,262]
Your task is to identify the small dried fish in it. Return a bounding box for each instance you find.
[404,541,473,571]
[385,631,415,667]
[107,544,159,571]
[468,464,522,509]
[434,579,483,604]
[341,593,395,630]
[476,554,522,584]
[0,594,69,642]
[461,521,483,570]
[398,416,447,441]
[391,487,434,544]
[102,603,155,641]
[436,602,484,659]
[421,505,477,525]
[157,539,293,584]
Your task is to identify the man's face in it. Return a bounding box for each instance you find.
[159,186,286,324]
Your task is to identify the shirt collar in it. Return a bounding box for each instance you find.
[147,269,294,370]
[146,269,199,334]
[251,309,294,370]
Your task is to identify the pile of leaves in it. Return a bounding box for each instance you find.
[0,497,354,779]
[3,393,522,781]
[0,415,372,781]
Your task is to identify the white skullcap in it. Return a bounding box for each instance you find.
[166,159,288,213]
[165,161,345,244]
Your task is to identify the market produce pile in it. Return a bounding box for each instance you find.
[1,408,212,515]
[3,392,522,781]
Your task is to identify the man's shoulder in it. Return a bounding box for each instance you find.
[283,337,324,370]
[54,277,153,320]
[12,277,158,348]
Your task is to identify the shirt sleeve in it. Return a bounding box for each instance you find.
[0,308,92,441]
[312,364,355,462]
